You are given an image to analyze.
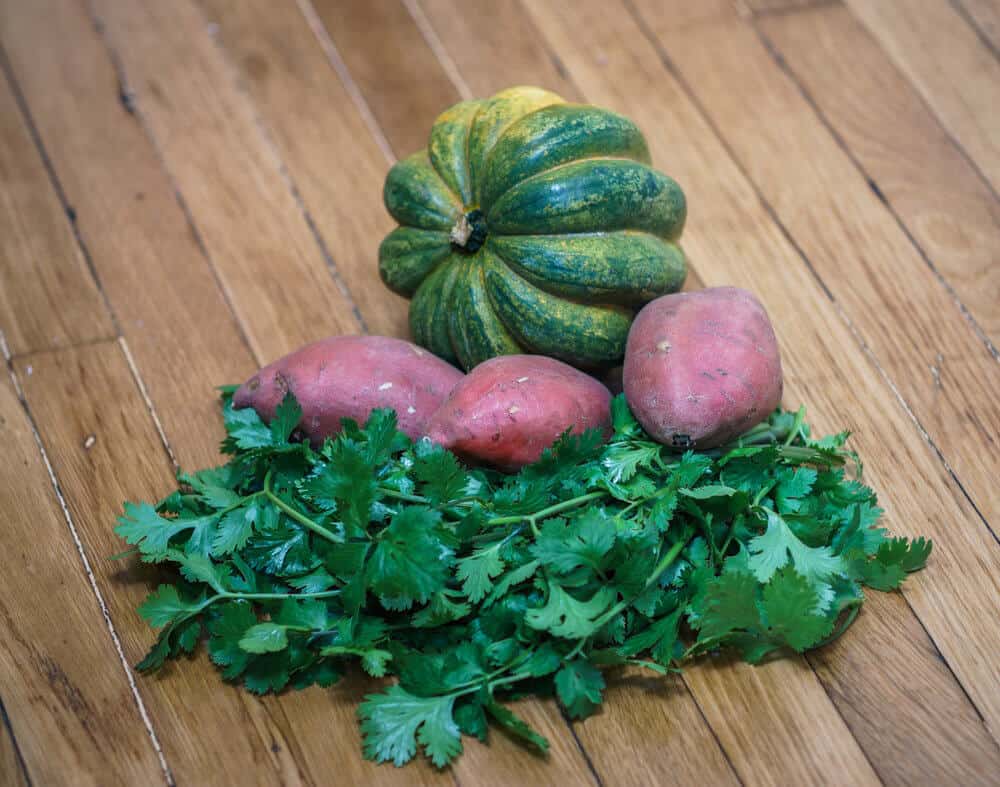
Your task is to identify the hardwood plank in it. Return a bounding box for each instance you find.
[641,10,1000,734]
[0,708,27,787]
[845,0,1000,194]
[0,0,254,471]
[290,4,603,781]
[459,699,598,786]
[0,70,114,356]
[0,365,164,785]
[744,0,826,12]
[651,9,1000,543]
[308,0,461,156]
[88,0,363,364]
[958,0,1000,53]
[414,2,874,784]
[0,8,441,780]
[809,589,1000,785]
[16,342,446,786]
[417,0,579,99]
[395,4,739,780]
[760,4,1000,347]
[522,0,1000,779]
[573,671,737,786]
[194,0,408,339]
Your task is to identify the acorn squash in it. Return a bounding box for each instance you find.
[379,86,687,371]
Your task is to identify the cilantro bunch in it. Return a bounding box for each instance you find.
[116,390,930,768]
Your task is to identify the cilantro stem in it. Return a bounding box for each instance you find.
[784,405,807,447]
[752,480,777,507]
[377,487,428,505]
[175,587,342,626]
[442,649,538,695]
[221,589,341,601]
[565,536,690,662]
[263,470,342,544]
[814,600,862,648]
[487,491,607,527]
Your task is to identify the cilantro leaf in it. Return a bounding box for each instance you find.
[138,584,203,628]
[270,391,303,445]
[456,544,506,603]
[525,585,615,639]
[748,508,844,586]
[212,505,256,556]
[760,568,833,651]
[208,602,256,679]
[413,441,470,504]
[876,536,933,573]
[555,660,605,719]
[224,399,272,449]
[485,701,549,752]
[366,507,452,608]
[239,623,289,654]
[531,508,615,575]
[115,502,190,560]
[359,686,461,768]
[691,570,760,641]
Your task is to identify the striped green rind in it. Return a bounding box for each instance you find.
[478,104,650,211]
[379,227,452,297]
[383,151,461,230]
[488,232,686,305]
[488,158,686,239]
[428,100,483,207]
[381,87,689,371]
[410,256,462,365]
[447,260,521,370]
[467,86,564,205]
[482,251,633,367]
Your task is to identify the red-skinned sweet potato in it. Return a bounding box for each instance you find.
[233,335,463,441]
[623,287,782,449]
[425,355,612,471]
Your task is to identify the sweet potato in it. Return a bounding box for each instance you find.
[623,287,782,449]
[425,355,612,471]
[233,335,463,441]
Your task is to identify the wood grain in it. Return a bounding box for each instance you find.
[299,3,606,780]
[0,0,255,471]
[809,590,1000,785]
[2,0,998,781]
[194,0,408,339]
[0,368,164,785]
[845,0,1000,194]
[639,13,1000,738]
[649,7,1000,537]
[523,0,1000,777]
[743,0,825,12]
[419,2,876,784]
[760,4,1000,347]
[16,342,447,786]
[0,71,114,356]
[0,711,27,787]
[88,0,362,364]
[459,698,598,786]
[958,0,1000,52]
[402,4,740,781]
[418,0,579,99]
[573,670,738,786]
[308,0,461,156]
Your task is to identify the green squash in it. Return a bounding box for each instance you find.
[379,86,687,371]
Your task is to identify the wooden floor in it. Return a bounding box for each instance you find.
[1,0,998,784]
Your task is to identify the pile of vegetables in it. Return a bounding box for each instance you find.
[117,86,931,769]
